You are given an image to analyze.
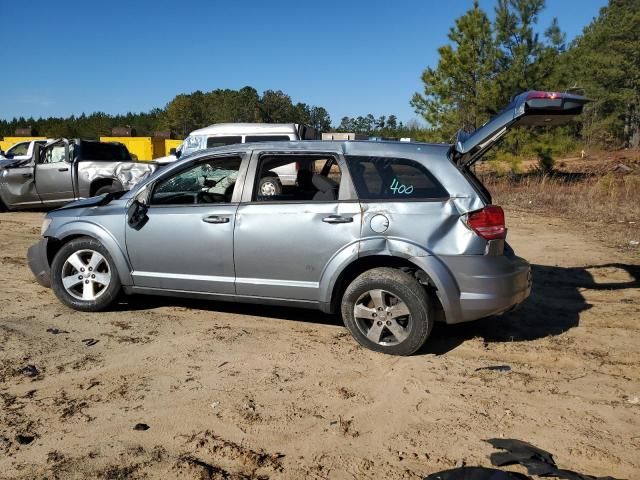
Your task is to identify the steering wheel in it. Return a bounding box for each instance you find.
[201,176,218,188]
[196,191,226,204]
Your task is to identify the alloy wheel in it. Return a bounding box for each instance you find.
[353,289,412,346]
[61,249,111,301]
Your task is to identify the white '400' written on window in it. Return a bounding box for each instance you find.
[390,178,414,195]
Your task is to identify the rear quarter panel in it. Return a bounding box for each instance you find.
[342,142,487,256]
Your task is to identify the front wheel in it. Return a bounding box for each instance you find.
[50,237,121,312]
[341,267,433,356]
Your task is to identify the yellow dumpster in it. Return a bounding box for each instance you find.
[100,137,155,161]
[99,137,182,161]
[165,139,182,156]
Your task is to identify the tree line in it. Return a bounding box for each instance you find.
[412,0,639,150]
[0,88,333,140]
[0,83,427,141]
[1,0,637,151]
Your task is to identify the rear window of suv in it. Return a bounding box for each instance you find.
[81,142,131,161]
[346,156,448,200]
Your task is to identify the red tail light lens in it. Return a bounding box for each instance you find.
[466,205,506,240]
[526,90,562,100]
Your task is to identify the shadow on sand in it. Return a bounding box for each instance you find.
[113,263,639,355]
[424,262,639,355]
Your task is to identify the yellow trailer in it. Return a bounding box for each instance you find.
[99,137,183,161]
[100,137,155,161]
[165,139,182,155]
[0,136,47,152]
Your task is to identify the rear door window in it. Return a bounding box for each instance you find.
[346,156,448,200]
[245,135,291,143]
[206,136,242,148]
[82,142,131,161]
[253,155,341,202]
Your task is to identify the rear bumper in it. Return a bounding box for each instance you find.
[27,238,51,288]
[438,254,532,324]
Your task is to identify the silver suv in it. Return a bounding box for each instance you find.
[27,91,587,355]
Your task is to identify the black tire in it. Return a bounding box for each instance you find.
[0,198,7,212]
[258,175,282,197]
[94,182,122,197]
[50,236,121,312]
[341,267,433,356]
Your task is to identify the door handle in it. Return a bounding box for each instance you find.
[202,215,230,224]
[58,167,69,172]
[22,173,33,178]
[322,215,353,224]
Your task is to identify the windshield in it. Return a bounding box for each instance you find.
[179,135,205,157]
[81,141,132,161]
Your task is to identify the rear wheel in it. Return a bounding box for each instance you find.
[50,237,121,312]
[341,267,433,356]
[258,175,282,197]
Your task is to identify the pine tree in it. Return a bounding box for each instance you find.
[557,0,640,148]
[411,0,496,138]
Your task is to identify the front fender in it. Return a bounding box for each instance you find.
[48,220,133,286]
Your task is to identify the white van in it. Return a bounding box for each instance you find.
[157,123,316,196]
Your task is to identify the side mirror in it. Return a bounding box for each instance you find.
[127,200,149,230]
[174,149,182,159]
[169,148,177,156]
[4,152,13,159]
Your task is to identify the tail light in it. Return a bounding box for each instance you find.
[466,205,506,240]
[295,161,300,171]
[526,91,561,100]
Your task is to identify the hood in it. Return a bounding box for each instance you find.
[53,190,128,212]
[0,158,30,169]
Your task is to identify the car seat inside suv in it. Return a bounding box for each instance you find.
[312,174,338,201]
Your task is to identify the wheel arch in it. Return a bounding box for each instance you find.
[89,177,123,197]
[46,221,133,286]
[319,237,461,323]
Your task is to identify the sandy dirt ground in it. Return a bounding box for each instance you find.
[0,210,638,479]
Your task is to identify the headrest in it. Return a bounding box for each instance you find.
[312,174,338,192]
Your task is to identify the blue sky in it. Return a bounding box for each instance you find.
[0,0,607,125]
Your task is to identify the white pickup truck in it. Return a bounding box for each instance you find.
[157,123,317,196]
[0,140,47,164]
[0,138,156,211]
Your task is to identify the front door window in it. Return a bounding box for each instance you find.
[151,157,241,205]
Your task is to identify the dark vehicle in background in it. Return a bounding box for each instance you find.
[0,138,157,211]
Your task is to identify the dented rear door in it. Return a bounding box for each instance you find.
[0,161,42,208]
[234,150,362,301]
